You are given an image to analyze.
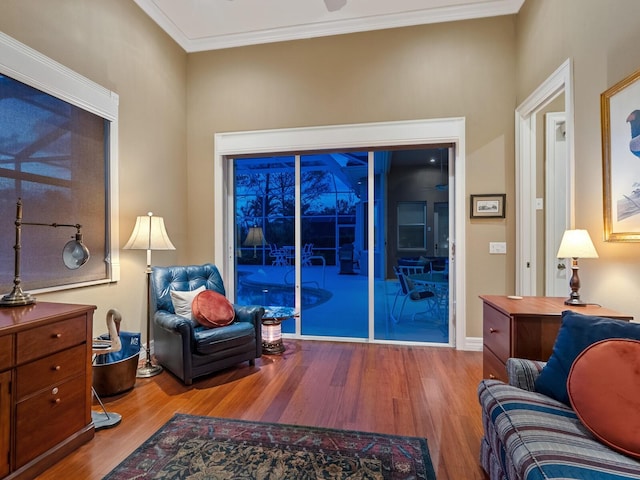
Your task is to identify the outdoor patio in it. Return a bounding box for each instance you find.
[235,264,449,344]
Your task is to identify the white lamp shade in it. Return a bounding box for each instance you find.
[124,212,176,251]
[556,229,599,259]
[243,226,265,247]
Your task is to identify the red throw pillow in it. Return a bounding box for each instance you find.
[567,338,640,459]
[191,290,235,328]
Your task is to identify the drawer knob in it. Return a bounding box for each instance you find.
[489,374,496,379]
[52,398,61,405]
[53,333,62,338]
[489,328,498,333]
[53,365,61,371]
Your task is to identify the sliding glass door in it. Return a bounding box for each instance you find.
[230,148,450,345]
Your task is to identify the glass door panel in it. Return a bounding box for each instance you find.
[300,153,368,338]
[374,148,449,344]
[233,156,296,335]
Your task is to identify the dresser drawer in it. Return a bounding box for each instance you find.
[483,303,511,362]
[16,344,86,399]
[0,335,13,371]
[16,315,86,364]
[483,346,507,382]
[15,374,86,468]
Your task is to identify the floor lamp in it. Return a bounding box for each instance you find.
[244,225,265,258]
[124,212,175,378]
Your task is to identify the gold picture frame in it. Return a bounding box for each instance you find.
[470,194,505,219]
[602,68,640,241]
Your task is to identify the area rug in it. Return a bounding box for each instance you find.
[103,414,437,479]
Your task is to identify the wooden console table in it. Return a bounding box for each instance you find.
[0,302,96,479]
[480,296,632,383]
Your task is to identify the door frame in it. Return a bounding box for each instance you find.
[515,59,575,295]
[545,112,568,296]
[214,118,468,349]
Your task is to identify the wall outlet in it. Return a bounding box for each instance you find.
[489,242,507,254]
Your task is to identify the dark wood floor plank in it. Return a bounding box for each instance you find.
[34,340,486,480]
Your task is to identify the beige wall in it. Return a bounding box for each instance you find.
[0,0,187,337]
[517,0,640,320]
[7,1,639,343]
[187,17,518,338]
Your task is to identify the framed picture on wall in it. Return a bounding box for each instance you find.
[602,67,640,241]
[470,194,505,219]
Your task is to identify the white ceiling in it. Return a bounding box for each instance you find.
[133,0,525,52]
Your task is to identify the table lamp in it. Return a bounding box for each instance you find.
[124,212,175,377]
[0,198,90,307]
[556,229,599,306]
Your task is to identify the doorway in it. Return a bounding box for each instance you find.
[544,112,568,296]
[214,119,467,347]
[516,59,574,296]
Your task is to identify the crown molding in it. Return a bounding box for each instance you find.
[133,0,524,53]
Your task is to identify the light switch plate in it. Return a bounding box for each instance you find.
[489,242,507,254]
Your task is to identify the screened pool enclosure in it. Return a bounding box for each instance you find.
[233,148,451,345]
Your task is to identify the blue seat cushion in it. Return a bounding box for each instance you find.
[193,321,255,355]
[410,290,434,301]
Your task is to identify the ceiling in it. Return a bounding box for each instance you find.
[133,0,525,52]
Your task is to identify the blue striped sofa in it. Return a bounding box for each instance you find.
[478,358,640,480]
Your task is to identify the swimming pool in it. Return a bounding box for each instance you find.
[235,271,332,310]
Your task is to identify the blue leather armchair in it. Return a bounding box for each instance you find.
[150,263,264,385]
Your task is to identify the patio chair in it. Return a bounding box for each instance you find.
[301,243,314,266]
[391,266,435,323]
[269,243,288,266]
[396,264,427,277]
[431,258,449,275]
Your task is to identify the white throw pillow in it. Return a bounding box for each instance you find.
[170,285,206,318]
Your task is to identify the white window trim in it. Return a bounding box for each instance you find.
[0,32,120,287]
[214,118,469,350]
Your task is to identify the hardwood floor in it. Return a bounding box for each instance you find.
[36,340,486,479]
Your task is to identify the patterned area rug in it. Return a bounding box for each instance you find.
[103,414,436,479]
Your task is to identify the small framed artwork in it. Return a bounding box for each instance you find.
[601,67,640,241]
[470,194,506,219]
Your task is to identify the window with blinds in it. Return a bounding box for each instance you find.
[397,201,427,250]
[0,32,119,294]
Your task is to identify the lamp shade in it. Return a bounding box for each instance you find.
[243,226,265,247]
[556,229,599,259]
[124,212,175,251]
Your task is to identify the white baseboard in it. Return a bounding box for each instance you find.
[461,336,482,351]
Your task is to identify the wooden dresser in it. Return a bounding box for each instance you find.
[480,296,632,383]
[0,302,96,479]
